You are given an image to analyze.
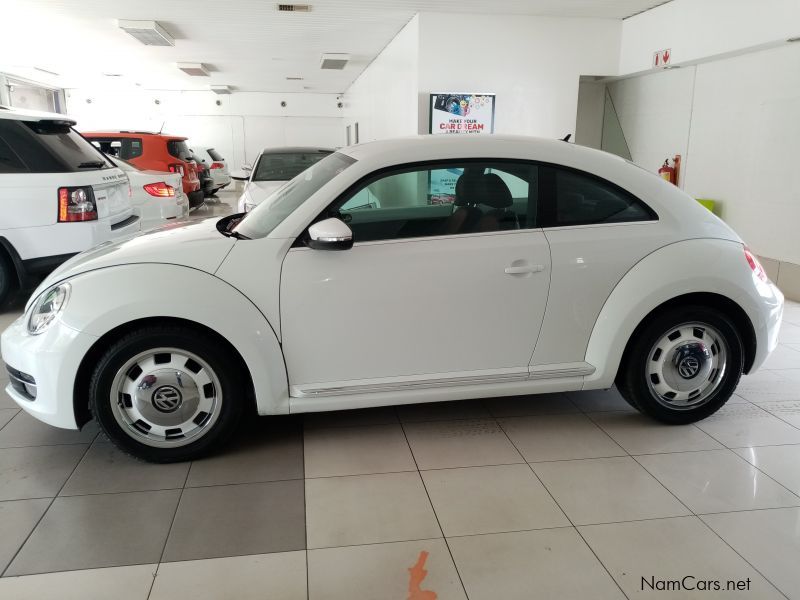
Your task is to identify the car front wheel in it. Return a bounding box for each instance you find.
[89,325,244,462]
[617,305,744,424]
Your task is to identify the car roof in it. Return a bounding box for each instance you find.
[259,146,334,155]
[0,105,77,124]
[82,131,187,141]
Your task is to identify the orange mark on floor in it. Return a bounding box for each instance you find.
[407,550,437,600]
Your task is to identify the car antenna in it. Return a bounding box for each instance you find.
[158,121,165,134]
[561,133,572,142]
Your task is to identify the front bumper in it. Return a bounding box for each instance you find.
[1,314,98,430]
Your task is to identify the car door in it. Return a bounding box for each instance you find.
[280,160,552,394]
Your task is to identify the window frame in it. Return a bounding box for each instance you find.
[297,158,543,247]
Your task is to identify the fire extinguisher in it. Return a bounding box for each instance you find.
[659,159,676,185]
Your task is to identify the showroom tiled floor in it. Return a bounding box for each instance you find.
[1,194,800,598]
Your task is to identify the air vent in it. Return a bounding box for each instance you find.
[177,63,210,77]
[118,20,174,47]
[278,4,311,12]
[320,53,350,70]
[286,76,304,81]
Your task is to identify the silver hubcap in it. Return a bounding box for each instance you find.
[646,322,728,410]
[110,348,222,447]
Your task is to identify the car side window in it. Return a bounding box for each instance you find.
[554,169,654,226]
[330,162,539,244]
[0,132,28,173]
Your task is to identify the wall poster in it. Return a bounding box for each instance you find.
[429,93,495,135]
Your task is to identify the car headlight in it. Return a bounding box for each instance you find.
[27,283,70,335]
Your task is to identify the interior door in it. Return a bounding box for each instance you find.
[280,232,551,389]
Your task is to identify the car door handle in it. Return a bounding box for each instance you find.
[504,264,545,275]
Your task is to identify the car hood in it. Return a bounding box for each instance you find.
[30,218,235,304]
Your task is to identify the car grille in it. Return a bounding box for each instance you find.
[6,366,36,400]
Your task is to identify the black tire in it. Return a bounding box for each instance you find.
[616,305,744,424]
[89,325,244,462]
[0,253,14,307]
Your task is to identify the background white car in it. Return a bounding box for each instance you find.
[191,146,231,194]
[107,156,189,231]
[1,135,783,463]
[235,146,333,212]
[0,106,140,305]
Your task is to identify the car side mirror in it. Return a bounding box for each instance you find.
[307,218,353,251]
[231,173,249,181]
[241,164,252,172]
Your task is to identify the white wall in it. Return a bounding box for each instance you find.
[575,80,605,149]
[342,15,419,144]
[606,43,800,266]
[65,89,345,169]
[619,0,800,74]
[416,13,621,138]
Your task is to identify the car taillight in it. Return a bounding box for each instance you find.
[168,163,185,176]
[58,186,98,222]
[143,182,175,198]
[210,161,224,169]
[744,246,768,283]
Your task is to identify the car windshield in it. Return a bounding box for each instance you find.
[233,151,355,239]
[252,150,332,182]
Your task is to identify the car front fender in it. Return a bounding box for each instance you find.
[60,263,289,415]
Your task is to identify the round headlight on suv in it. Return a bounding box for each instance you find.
[27,283,70,335]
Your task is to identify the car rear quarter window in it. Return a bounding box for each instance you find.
[167,140,192,161]
[553,169,655,226]
[88,137,143,160]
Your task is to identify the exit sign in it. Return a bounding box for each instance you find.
[653,48,672,67]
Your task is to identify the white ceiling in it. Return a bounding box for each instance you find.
[1,0,670,93]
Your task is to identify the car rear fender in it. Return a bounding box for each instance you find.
[61,263,289,415]
[584,238,778,389]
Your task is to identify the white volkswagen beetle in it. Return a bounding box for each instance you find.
[1,136,784,462]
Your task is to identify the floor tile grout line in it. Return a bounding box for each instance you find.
[497,423,631,600]
[146,458,194,600]
[695,515,791,600]
[0,438,95,578]
[302,420,309,600]
[397,417,471,600]
[725,448,800,502]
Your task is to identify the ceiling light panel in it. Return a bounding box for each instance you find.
[210,85,232,94]
[177,62,210,77]
[320,53,350,70]
[118,20,174,47]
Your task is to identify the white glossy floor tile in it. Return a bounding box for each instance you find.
[757,400,800,427]
[589,412,723,455]
[532,457,690,525]
[303,424,416,478]
[483,393,578,417]
[305,472,441,549]
[567,387,635,413]
[396,399,490,422]
[733,444,800,495]
[636,449,800,514]
[579,516,784,598]
[701,507,800,600]
[694,403,800,447]
[448,528,625,600]
[499,414,625,462]
[421,464,568,536]
[761,344,800,369]
[403,419,523,470]
[0,564,156,600]
[150,551,307,600]
[308,538,466,600]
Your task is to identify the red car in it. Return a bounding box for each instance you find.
[83,131,204,208]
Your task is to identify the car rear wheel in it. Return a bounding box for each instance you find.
[89,325,244,462]
[616,305,744,424]
[0,254,13,307]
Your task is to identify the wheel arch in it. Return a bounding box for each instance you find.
[0,237,25,288]
[73,316,257,428]
[584,238,766,389]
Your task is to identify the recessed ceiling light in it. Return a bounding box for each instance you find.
[277,4,312,12]
[103,73,123,77]
[177,63,210,77]
[320,53,350,70]
[210,85,232,94]
[118,20,174,47]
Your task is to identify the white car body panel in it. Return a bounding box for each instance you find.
[116,163,188,231]
[0,135,784,430]
[237,180,287,213]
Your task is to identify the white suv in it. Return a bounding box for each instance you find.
[191,146,231,194]
[0,107,140,304]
